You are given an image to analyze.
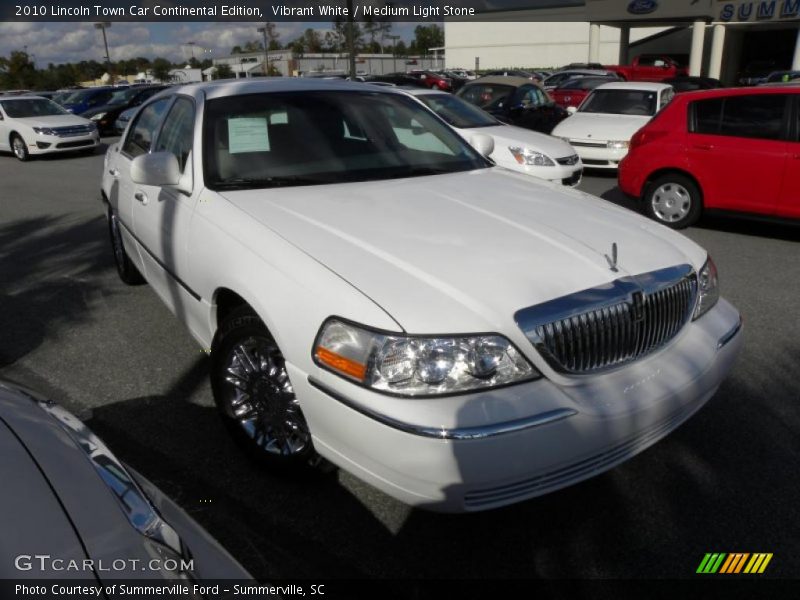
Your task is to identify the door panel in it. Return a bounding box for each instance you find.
[777,101,800,218]
[688,94,790,216]
[130,97,201,324]
[114,97,173,275]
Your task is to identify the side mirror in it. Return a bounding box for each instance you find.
[567,106,578,115]
[131,151,181,187]
[470,133,495,158]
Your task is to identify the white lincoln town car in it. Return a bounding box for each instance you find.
[102,80,742,512]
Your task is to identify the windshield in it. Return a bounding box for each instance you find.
[108,88,139,105]
[579,89,658,116]
[203,91,489,191]
[0,98,69,118]
[415,93,498,129]
[63,89,94,104]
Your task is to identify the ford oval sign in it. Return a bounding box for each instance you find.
[628,0,658,15]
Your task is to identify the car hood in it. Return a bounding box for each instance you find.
[552,112,651,141]
[10,114,92,127]
[221,169,705,333]
[465,124,577,159]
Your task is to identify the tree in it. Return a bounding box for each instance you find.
[151,57,173,82]
[212,63,234,80]
[0,51,37,89]
[394,40,407,56]
[363,16,390,53]
[408,24,444,55]
[231,45,243,54]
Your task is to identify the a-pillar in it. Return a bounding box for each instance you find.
[708,24,726,80]
[589,23,601,63]
[792,25,800,70]
[618,25,630,65]
[689,20,706,77]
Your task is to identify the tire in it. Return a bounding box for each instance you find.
[210,306,314,469]
[643,173,702,229]
[107,207,145,285]
[11,134,29,162]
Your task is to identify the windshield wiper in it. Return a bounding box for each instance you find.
[211,176,324,190]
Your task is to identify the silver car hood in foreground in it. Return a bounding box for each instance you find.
[223,168,705,333]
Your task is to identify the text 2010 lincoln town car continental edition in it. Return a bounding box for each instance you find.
[101,80,743,512]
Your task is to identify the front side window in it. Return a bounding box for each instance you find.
[121,97,171,158]
[579,89,658,116]
[692,95,787,141]
[203,91,488,190]
[155,97,194,173]
[458,84,514,110]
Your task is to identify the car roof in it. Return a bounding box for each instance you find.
[675,85,800,99]
[466,76,534,87]
[167,77,408,101]
[595,81,673,92]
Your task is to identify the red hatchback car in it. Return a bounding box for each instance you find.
[619,86,799,228]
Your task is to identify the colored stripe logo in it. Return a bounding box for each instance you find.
[697,553,773,574]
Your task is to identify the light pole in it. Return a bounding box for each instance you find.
[386,34,400,73]
[186,41,196,60]
[94,22,112,82]
[257,25,270,76]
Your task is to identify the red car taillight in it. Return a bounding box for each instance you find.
[630,128,667,151]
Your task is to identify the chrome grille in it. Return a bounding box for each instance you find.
[569,140,606,148]
[515,265,697,374]
[52,125,95,137]
[556,154,580,166]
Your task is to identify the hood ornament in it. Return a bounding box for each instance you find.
[605,243,619,272]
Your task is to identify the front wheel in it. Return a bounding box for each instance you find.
[644,173,702,229]
[210,307,314,469]
[11,134,29,161]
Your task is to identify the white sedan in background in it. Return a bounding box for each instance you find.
[0,96,99,161]
[403,88,583,186]
[551,82,674,170]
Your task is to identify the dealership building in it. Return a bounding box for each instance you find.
[444,0,800,84]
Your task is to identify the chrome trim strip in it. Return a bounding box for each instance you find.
[717,315,743,349]
[308,377,577,440]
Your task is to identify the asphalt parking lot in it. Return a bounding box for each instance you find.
[1,144,798,583]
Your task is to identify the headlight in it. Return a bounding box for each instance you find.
[693,256,719,320]
[33,127,57,136]
[607,140,630,149]
[90,112,107,121]
[313,319,539,396]
[508,146,555,167]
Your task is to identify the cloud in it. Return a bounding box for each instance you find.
[0,22,306,65]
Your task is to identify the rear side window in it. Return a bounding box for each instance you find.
[692,95,787,141]
[122,97,171,158]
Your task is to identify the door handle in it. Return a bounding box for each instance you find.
[692,144,714,151]
[108,168,119,177]
[134,191,148,205]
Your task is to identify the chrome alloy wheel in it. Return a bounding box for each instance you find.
[651,182,692,223]
[222,337,310,456]
[12,136,27,160]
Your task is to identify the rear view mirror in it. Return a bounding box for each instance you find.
[469,133,495,158]
[131,151,181,187]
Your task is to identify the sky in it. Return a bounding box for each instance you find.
[0,21,421,67]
